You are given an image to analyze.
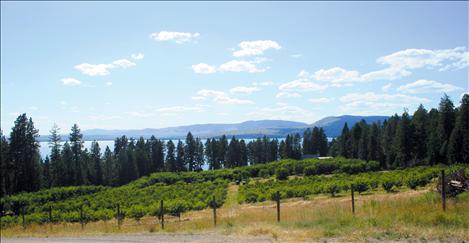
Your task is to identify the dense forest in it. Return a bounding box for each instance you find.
[1,94,468,196]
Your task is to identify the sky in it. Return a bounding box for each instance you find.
[1,1,468,134]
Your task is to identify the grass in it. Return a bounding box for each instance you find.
[2,188,468,241]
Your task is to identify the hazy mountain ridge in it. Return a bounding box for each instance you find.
[37,116,389,141]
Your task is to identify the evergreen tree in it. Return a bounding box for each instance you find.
[48,124,65,187]
[302,128,312,154]
[42,156,51,188]
[175,140,186,172]
[184,132,196,171]
[135,137,150,176]
[9,114,41,193]
[218,135,228,168]
[103,146,117,186]
[426,108,441,165]
[69,124,84,185]
[61,142,74,186]
[165,140,177,171]
[0,130,12,196]
[394,111,413,167]
[194,138,204,171]
[318,128,328,156]
[448,94,469,164]
[411,104,428,164]
[338,123,350,157]
[239,139,248,166]
[90,141,103,185]
[437,94,455,164]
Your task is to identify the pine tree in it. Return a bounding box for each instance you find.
[103,146,117,186]
[175,140,186,172]
[9,114,41,193]
[411,104,428,164]
[318,128,328,156]
[48,124,65,187]
[194,138,204,171]
[42,156,51,188]
[135,137,149,176]
[1,130,12,196]
[302,128,312,154]
[239,139,248,166]
[437,94,455,164]
[426,108,441,165]
[448,94,469,164]
[394,111,413,167]
[69,124,84,185]
[218,135,228,168]
[184,132,196,171]
[338,123,350,157]
[165,140,177,171]
[90,141,103,185]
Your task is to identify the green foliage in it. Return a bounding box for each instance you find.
[275,168,289,180]
[238,165,465,203]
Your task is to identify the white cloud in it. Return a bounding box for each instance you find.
[74,63,114,76]
[75,55,141,76]
[377,47,469,71]
[124,111,156,118]
[397,79,463,94]
[192,60,267,74]
[308,98,333,104]
[131,53,144,60]
[314,67,361,83]
[382,83,392,92]
[191,96,206,101]
[61,78,81,86]
[276,91,302,98]
[157,106,204,113]
[196,89,254,105]
[192,63,217,74]
[252,80,274,86]
[218,60,266,73]
[278,79,327,92]
[247,103,316,122]
[308,47,469,84]
[105,82,113,86]
[112,59,136,68]
[232,40,281,57]
[340,92,429,114]
[230,86,260,94]
[149,31,200,44]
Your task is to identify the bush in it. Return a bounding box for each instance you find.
[304,166,316,176]
[128,205,146,221]
[276,168,289,180]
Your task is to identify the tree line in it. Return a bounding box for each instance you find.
[0,116,328,195]
[329,94,469,168]
[1,94,467,196]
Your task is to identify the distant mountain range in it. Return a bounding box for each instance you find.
[37,115,389,141]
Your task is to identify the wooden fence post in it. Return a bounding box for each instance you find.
[116,204,122,229]
[351,185,355,215]
[21,206,26,230]
[276,191,280,223]
[441,170,446,212]
[160,200,164,230]
[212,196,217,227]
[80,205,84,229]
[48,206,53,223]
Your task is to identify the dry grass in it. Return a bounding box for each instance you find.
[2,189,469,241]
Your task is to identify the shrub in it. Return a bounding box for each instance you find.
[276,168,289,181]
[128,205,146,221]
[304,166,316,176]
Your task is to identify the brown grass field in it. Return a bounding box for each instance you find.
[2,185,469,242]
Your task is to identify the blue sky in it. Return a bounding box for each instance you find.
[1,1,468,134]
